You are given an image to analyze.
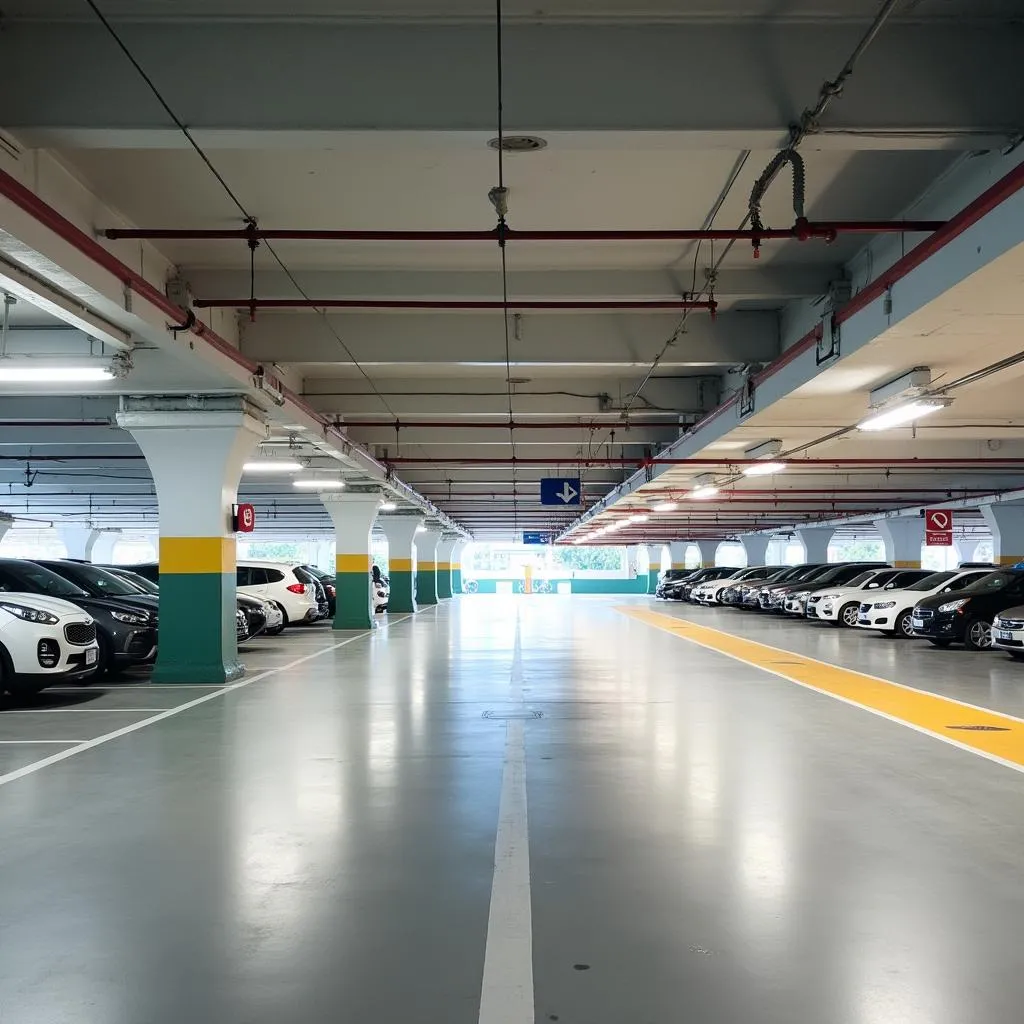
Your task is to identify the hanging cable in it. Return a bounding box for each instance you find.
[83,0,400,422]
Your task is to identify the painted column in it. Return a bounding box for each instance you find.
[450,539,468,595]
[740,533,770,567]
[796,527,834,563]
[696,539,719,567]
[955,536,982,565]
[91,530,121,564]
[668,540,689,570]
[117,404,265,684]
[415,527,443,606]
[322,492,381,630]
[0,514,12,546]
[875,516,925,569]
[435,536,459,599]
[60,527,100,561]
[646,543,665,593]
[981,503,1024,565]
[378,515,422,613]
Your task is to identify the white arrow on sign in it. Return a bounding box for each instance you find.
[556,482,578,504]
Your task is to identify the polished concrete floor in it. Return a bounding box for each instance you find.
[3,596,1024,1022]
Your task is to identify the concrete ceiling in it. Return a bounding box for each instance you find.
[0,1,1022,538]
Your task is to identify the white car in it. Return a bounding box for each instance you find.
[808,567,932,627]
[692,566,772,605]
[856,568,995,637]
[236,562,325,626]
[0,593,100,698]
[993,605,1024,659]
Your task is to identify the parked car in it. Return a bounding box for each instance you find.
[236,561,326,625]
[782,563,892,617]
[0,591,99,698]
[372,571,390,613]
[655,568,699,599]
[692,566,774,605]
[911,568,1024,650]
[667,566,739,602]
[757,563,838,611]
[856,568,996,638]
[298,564,338,616]
[0,559,156,677]
[806,567,932,627]
[993,605,1024,659]
[735,566,799,608]
[105,564,283,637]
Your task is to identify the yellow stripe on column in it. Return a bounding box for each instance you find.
[419,561,436,571]
[999,555,1023,565]
[336,553,371,573]
[160,536,235,574]
[893,560,921,568]
[391,557,413,571]
[436,562,452,571]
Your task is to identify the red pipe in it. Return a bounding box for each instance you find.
[103,220,944,243]
[346,420,680,430]
[194,298,718,312]
[383,456,1024,466]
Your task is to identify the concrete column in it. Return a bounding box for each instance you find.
[626,545,642,579]
[435,536,459,599]
[415,527,443,606]
[646,543,665,593]
[740,534,770,566]
[60,527,100,561]
[875,517,924,568]
[955,536,982,564]
[451,539,468,595]
[796,527,834,563]
[668,541,689,570]
[696,539,719,567]
[91,530,121,564]
[0,514,12,546]
[981,503,1024,565]
[321,492,380,630]
[378,515,422,613]
[117,403,265,684]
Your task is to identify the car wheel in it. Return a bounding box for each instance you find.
[929,638,952,648]
[965,618,994,651]
[838,603,861,628]
[97,633,117,678]
[895,610,916,638]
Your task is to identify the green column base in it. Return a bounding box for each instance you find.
[451,569,462,595]
[416,569,438,606]
[153,571,243,684]
[436,569,453,600]
[334,570,374,630]
[648,569,660,594]
[388,569,417,613]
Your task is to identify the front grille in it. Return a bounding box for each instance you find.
[997,618,1024,630]
[914,608,935,621]
[64,621,96,646]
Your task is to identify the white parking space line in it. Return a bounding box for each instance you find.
[0,740,86,745]
[0,617,412,789]
[0,708,175,714]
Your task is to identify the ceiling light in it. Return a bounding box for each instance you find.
[293,478,346,490]
[868,367,932,408]
[379,501,397,512]
[742,461,787,476]
[243,460,303,473]
[0,364,115,382]
[652,502,677,513]
[857,398,951,432]
[628,514,649,524]
[690,485,719,500]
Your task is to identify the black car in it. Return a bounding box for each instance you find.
[911,568,1024,650]
[298,564,337,616]
[667,566,737,602]
[0,559,157,676]
[655,568,699,599]
[755,563,829,610]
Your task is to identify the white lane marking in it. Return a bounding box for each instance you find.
[478,609,534,1024]
[0,616,413,789]
[0,740,86,745]
[0,708,175,714]
[44,685,226,691]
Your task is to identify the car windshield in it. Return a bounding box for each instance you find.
[111,571,158,594]
[846,569,883,587]
[0,561,89,598]
[905,571,956,592]
[40,561,145,598]
[961,570,1024,593]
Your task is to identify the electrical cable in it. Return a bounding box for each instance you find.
[82,0,401,425]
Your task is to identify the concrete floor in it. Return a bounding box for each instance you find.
[2,597,1024,1022]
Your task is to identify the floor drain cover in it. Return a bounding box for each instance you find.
[947,724,1011,732]
[483,709,543,720]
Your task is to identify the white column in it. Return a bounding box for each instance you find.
[696,539,719,567]
[740,533,770,566]
[435,535,459,599]
[981,502,1024,566]
[91,530,122,564]
[875,516,925,568]
[378,514,424,613]
[321,491,381,630]
[668,540,689,569]
[60,527,100,561]
[796,527,834,563]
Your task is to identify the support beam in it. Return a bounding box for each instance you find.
[875,516,925,569]
[646,543,665,593]
[981,504,1024,566]
[378,515,422,613]
[668,541,689,570]
[60,527,99,561]
[435,536,459,600]
[322,491,380,630]
[451,539,468,596]
[414,527,443,606]
[740,534,770,566]
[796,527,834,563]
[696,540,719,567]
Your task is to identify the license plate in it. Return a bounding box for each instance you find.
[912,618,924,629]
[86,647,98,665]
[997,629,1013,641]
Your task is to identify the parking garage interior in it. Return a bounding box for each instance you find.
[2,1,1024,1021]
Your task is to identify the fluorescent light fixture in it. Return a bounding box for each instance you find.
[379,501,397,512]
[690,485,719,500]
[0,364,114,382]
[652,502,677,513]
[292,478,346,490]
[627,514,649,524]
[242,459,303,473]
[857,398,951,432]
[744,439,783,460]
[868,367,931,408]
[743,461,787,476]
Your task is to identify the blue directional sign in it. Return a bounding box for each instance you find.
[540,476,582,506]
[522,531,551,545]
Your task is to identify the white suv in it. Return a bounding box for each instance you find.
[856,568,995,637]
[0,593,100,698]
[236,562,325,626]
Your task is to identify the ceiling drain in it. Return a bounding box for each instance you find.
[483,709,543,720]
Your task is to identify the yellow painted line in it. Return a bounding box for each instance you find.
[336,553,370,573]
[617,606,1024,773]
[391,558,413,571]
[160,536,234,574]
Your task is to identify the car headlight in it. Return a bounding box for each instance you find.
[875,601,897,609]
[938,598,970,613]
[110,609,151,625]
[794,591,809,600]
[819,593,841,601]
[0,601,59,625]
